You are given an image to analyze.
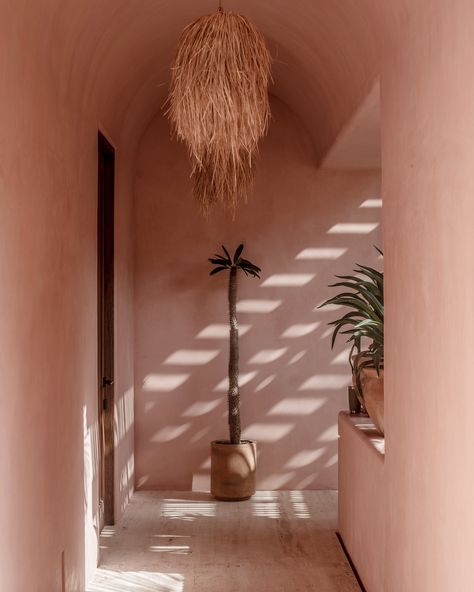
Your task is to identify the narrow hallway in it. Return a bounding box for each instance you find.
[87,491,359,592]
[6,3,474,591]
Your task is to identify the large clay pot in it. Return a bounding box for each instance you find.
[210,440,256,501]
[354,367,384,435]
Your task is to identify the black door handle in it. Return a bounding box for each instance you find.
[102,377,114,387]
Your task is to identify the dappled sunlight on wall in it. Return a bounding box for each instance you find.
[281,322,320,338]
[328,222,380,234]
[133,98,382,492]
[269,398,326,415]
[249,347,288,364]
[115,384,135,518]
[296,247,347,260]
[143,374,190,391]
[83,406,100,583]
[164,350,220,365]
[261,273,316,287]
[197,323,252,338]
[237,299,282,313]
[360,198,382,208]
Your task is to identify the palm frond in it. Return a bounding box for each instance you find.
[210,266,228,275]
[233,244,244,263]
[208,244,261,280]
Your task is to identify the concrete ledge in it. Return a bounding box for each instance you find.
[338,412,385,592]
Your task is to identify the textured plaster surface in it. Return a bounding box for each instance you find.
[382,1,474,590]
[338,413,385,592]
[133,99,382,492]
[87,490,359,592]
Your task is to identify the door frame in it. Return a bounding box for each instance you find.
[98,131,115,528]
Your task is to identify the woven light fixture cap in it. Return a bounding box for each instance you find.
[167,8,272,214]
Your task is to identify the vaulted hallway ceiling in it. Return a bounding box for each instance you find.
[21,0,379,159]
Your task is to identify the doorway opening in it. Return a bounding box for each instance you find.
[98,131,115,528]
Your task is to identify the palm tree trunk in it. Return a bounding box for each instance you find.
[228,266,241,444]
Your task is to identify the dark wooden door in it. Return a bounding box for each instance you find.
[98,132,115,528]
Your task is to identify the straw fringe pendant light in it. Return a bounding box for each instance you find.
[167,6,272,213]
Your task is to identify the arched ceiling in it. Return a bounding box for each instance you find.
[33,0,380,160]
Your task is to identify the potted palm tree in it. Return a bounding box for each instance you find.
[320,249,384,434]
[208,244,261,500]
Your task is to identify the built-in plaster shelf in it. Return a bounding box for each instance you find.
[340,412,385,456]
[338,411,385,592]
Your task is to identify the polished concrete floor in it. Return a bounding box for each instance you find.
[87,491,359,592]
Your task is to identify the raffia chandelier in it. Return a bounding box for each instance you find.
[167,5,272,214]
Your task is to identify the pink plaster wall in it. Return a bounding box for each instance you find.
[0,3,136,589]
[133,99,382,492]
[382,1,474,589]
[114,161,136,522]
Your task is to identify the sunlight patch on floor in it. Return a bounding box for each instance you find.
[149,545,191,555]
[88,491,360,592]
[290,491,311,519]
[87,570,184,592]
[252,491,281,518]
[160,499,217,521]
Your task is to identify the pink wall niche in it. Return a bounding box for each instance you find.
[133,98,382,492]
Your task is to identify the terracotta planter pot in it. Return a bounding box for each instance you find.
[210,440,256,501]
[353,367,384,435]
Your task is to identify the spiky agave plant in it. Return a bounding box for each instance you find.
[209,244,261,444]
[320,248,384,394]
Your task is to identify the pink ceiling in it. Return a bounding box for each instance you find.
[322,81,381,170]
[30,0,380,159]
